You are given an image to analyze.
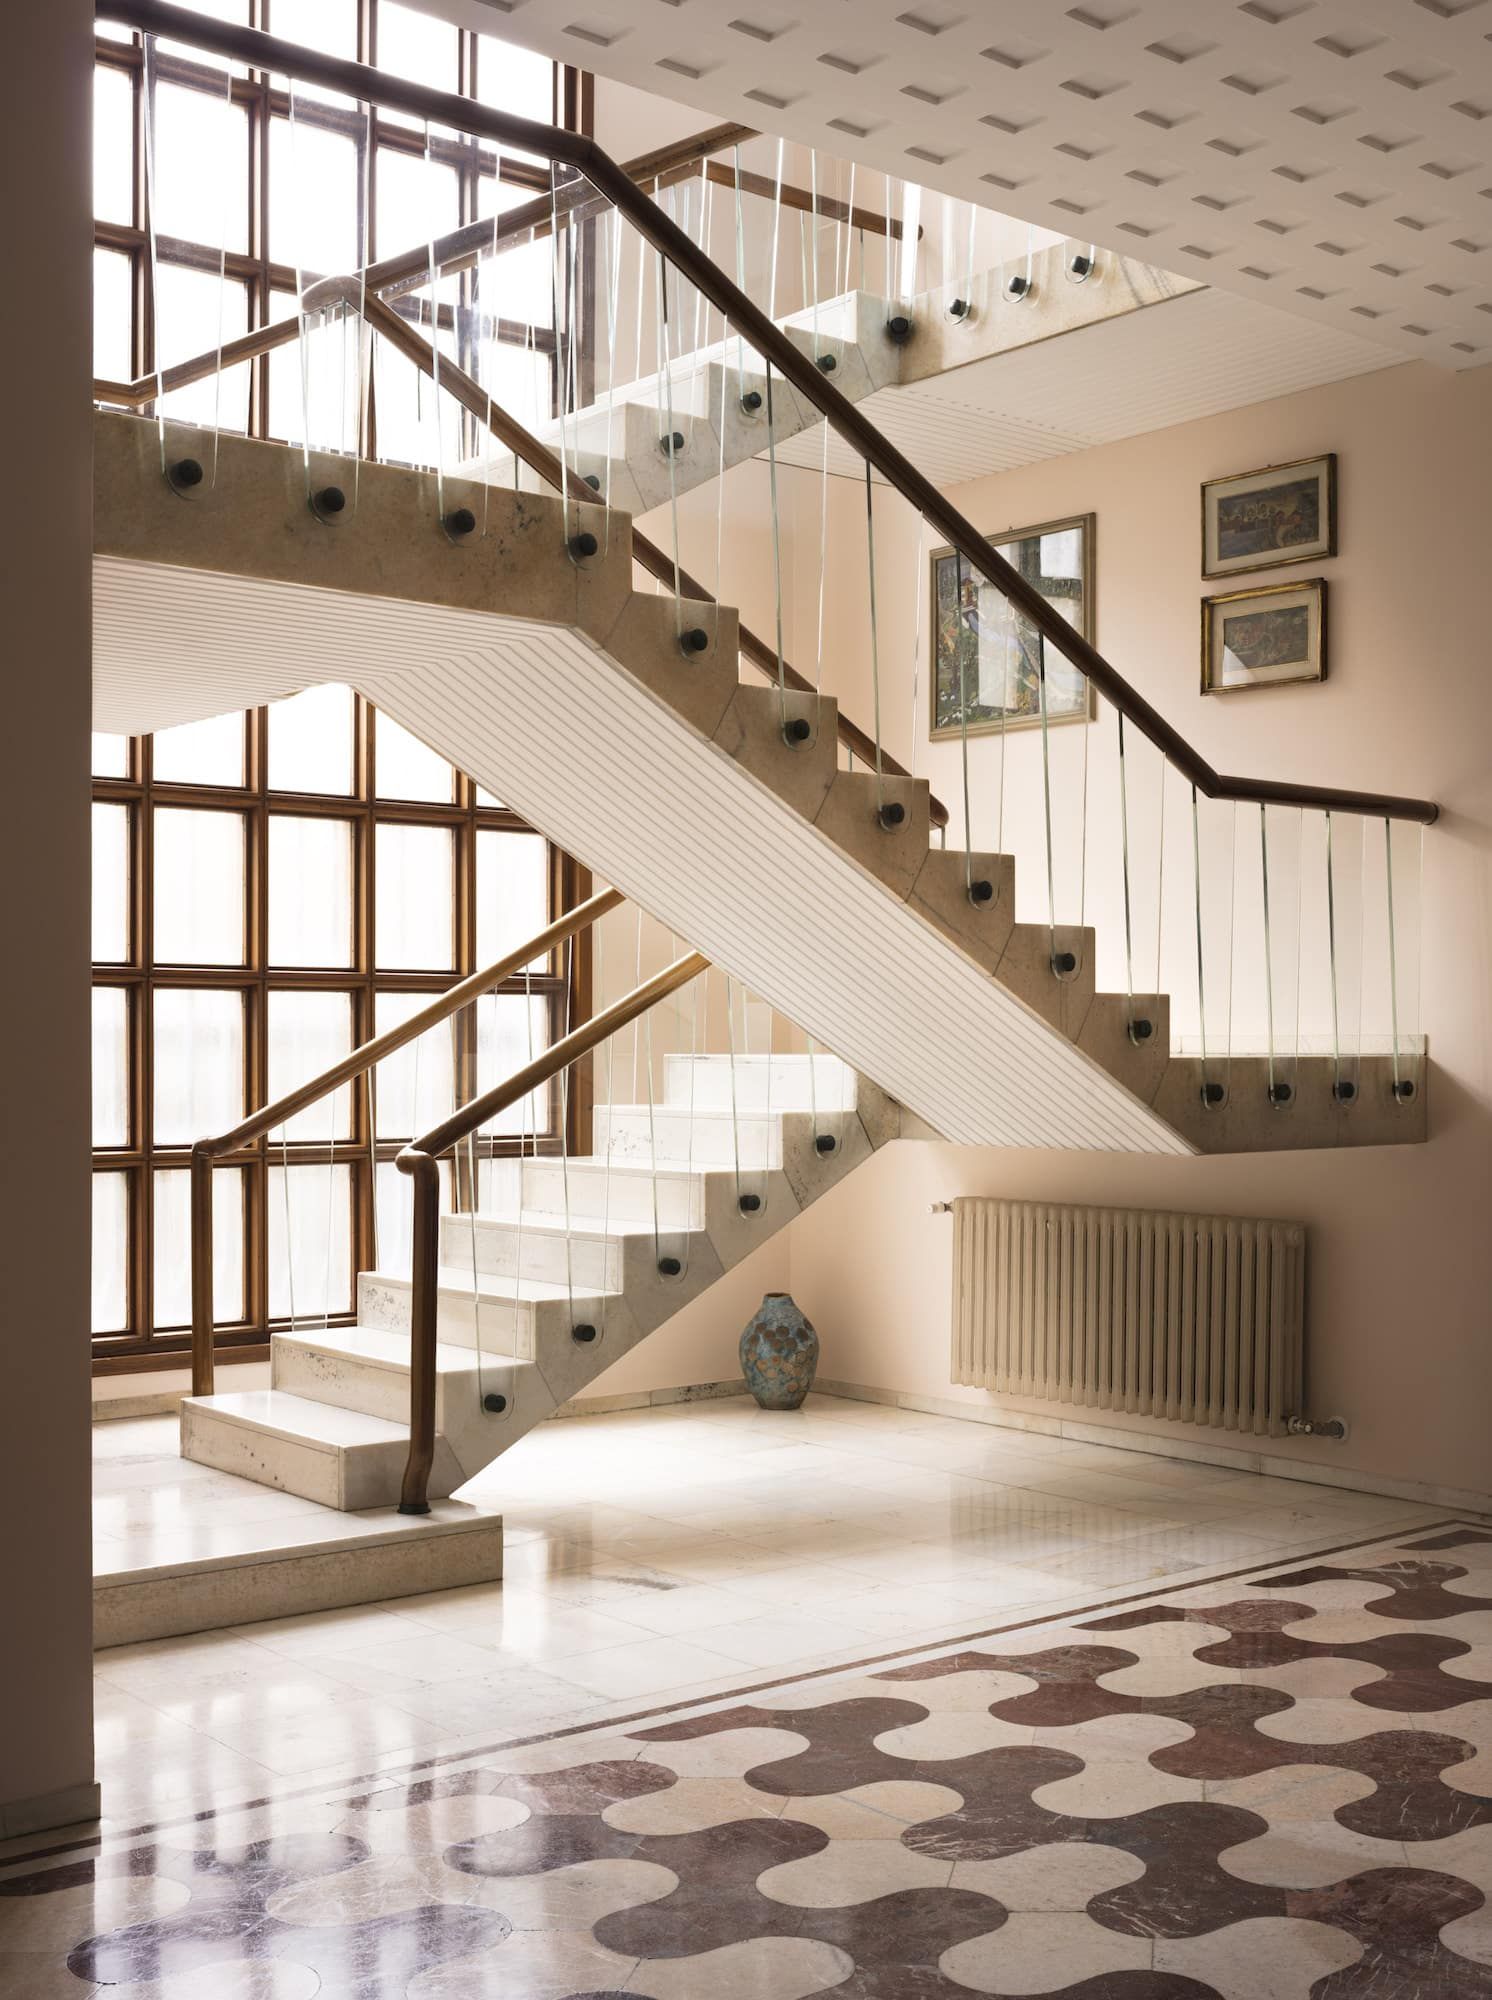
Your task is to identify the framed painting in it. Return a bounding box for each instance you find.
[930,513,1096,739]
[1202,452,1336,579]
[1201,578,1327,695]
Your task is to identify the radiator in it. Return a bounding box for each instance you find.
[951,1198,1305,1436]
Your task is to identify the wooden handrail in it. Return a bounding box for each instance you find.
[187,887,623,1396]
[394,948,708,1512]
[96,0,1439,830]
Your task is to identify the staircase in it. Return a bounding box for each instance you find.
[87,0,1435,1540]
[180,1055,898,1507]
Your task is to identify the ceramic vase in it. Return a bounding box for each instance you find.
[739,1292,819,1410]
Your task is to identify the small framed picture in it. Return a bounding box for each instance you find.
[930,513,1095,739]
[1201,453,1336,579]
[1201,578,1327,695]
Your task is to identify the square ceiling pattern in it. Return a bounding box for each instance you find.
[477,0,1492,370]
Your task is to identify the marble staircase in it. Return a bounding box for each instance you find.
[180,1055,901,1509]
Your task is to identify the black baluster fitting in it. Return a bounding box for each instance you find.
[1393,1078,1417,1101]
[660,430,685,454]
[814,1134,837,1155]
[482,1392,508,1414]
[740,389,763,413]
[968,878,994,905]
[878,801,906,829]
[738,1192,762,1214]
[1333,1079,1357,1101]
[1201,1081,1226,1106]
[1006,273,1033,301]
[1269,1081,1293,1105]
[885,314,913,344]
[443,506,476,538]
[572,1323,598,1343]
[948,297,971,320]
[816,352,837,372]
[569,529,599,559]
[1051,949,1077,975]
[584,472,601,490]
[168,457,204,491]
[312,485,346,519]
[784,716,812,744]
[658,1255,683,1277]
[1129,1018,1154,1042]
[1069,252,1095,281]
[680,627,710,654]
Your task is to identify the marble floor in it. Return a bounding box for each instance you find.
[7,1506,1491,1996]
[78,1395,1464,1835]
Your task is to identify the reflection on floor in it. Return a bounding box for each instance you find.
[7,1514,1491,1997]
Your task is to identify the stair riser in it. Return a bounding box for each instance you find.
[436,1217,624,1290]
[521,1158,704,1227]
[662,1053,859,1114]
[593,1107,783,1168]
[358,1272,537,1359]
[180,1401,437,1509]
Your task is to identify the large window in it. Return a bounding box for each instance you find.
[94,0,582,448]
[91,694,582,1372]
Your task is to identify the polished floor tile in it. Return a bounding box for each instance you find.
[10,1516,1490,1997]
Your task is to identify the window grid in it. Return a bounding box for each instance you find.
[92,698,590,1374]
[93,1,588,445]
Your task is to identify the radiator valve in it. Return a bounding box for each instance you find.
[1286,1415,1348,1442]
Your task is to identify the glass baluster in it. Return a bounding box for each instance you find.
[1386,816,1424,1105]
[1191,789,1236,1109]
[1324,810,1364,1104]
[865,463,887,819]
[1260,805,1302,1108]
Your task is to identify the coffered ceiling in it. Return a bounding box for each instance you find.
[466,0,1492,371]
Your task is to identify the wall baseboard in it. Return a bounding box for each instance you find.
[1,1779,101,1842]
[813,1378,1492,1517]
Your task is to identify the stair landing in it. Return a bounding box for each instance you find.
[94,1409,501,1648]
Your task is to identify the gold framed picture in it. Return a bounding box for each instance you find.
[930,513,1096,740]
[1201,452,1336,579]
[1201,578,1327,695]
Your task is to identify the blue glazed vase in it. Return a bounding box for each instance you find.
[739,1293,819,1410]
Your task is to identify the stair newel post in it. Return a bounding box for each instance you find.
[190,1143,216,1397]
[398,1149,442,1516]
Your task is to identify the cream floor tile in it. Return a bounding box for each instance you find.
[681,1608,882,1669]
[540,1633,748,1700]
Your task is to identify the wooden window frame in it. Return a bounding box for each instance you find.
[92,702,592,1375]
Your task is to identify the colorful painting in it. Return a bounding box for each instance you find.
[1202,453,1336,578]
[1202,578,1327,694]
[930,514,1094,739]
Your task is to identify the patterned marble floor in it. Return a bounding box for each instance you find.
[4,1518,1490,1997]
[79,1396,1459,1838]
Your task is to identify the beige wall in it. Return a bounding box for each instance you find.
[0,0,97,1833]
[780,358,1492,1503]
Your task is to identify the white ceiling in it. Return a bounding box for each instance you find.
[466,0,1492,372]
[775,286,1398,484]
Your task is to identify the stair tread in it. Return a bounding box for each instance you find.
[368,1263,624,1302]
[459,1210,708,1242]
[275,1324,490,1375]
[184,1388,410,1449]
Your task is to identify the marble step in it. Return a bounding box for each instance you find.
[521,1154,711,1227]
[358,1264,620,1360]
[662,1051,860,1114]
[592,1103,786,1169]
[461,293,901,510]
[271,1323,534,1486]
[436,1209,696,1291]
[180,1387,465,1510]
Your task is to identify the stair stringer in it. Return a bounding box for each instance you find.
[96,415,1422,1155]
